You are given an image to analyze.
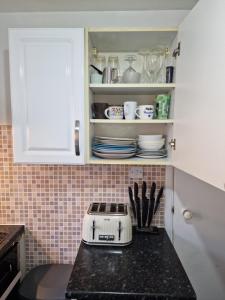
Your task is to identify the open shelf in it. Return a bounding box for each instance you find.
[90,119,173,124]
[88,28,178,52]
[89,84,175,95]
[88,156,171,165]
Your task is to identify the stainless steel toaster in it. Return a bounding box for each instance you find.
[82,202,132,246]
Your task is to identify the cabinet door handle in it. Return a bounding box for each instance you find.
[75,120,80,156]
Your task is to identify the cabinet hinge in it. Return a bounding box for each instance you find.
[171,206,175,214]
[173,42,181,58]
[169,138,176,151]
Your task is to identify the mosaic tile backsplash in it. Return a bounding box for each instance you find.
[0,125,165,270]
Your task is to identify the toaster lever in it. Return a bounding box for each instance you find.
[118,221,122,241]
[92,220,96,240]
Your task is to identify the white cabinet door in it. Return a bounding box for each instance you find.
[9,28,85,164]
[173,0,225,191]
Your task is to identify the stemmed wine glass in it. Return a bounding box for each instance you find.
[149,48,168,83]
[139,49,151,83]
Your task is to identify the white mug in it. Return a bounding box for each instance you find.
[104,106,124,120]
[124,101,137,120]
[135,105,154,119]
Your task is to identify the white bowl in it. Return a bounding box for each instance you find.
[139,144,164,151]
[139,139,165,151]
[138,135,163,141]
[138,138,165,145]
[139,140,164,145]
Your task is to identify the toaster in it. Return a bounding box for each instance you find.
[82,202,132,246]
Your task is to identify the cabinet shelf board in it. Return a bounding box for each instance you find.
[90,119,173,124]
[88,27,178,33]
[89,83,175,95]
[88,156,171,165]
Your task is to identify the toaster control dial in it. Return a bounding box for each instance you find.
[99,235,115,241]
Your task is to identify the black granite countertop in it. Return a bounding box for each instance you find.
[0,225,25,258]
[66,228,196,300]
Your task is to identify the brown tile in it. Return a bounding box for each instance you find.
[0,125,165,271]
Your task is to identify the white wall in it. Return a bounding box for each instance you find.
[172,169,225,300]
[0,10,188,124]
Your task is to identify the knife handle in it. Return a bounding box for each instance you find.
[154,187,164,215]
[147,198,155,227]
[135,198,142,228]
[128,186,136,219]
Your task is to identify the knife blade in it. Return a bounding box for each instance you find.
[128,186,136,219]
[134,182,142,228]
[154,186,164,215]
[147,182,156,227]
[142,181,148,227]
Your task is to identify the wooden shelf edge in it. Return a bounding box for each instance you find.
[90,119,173,124]
[89,83,176,88]
[88,157,171,166]
[88,27,178,33]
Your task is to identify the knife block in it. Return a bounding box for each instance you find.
[135,226,159,235]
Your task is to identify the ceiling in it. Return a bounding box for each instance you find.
[0,0,198,13]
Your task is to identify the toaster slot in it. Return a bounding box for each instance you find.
[118,204,125,214]
[88,202,128,216]
[99,203,106,213]
[110,204,117,213]
[91,203,99,213]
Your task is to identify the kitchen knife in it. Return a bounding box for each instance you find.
[147,182,156,227]
[128,186,136,219]
[154,186,164,215]
[134,182,142,228]
[142,181,148,227]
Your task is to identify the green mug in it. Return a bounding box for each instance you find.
[154,94,171,119]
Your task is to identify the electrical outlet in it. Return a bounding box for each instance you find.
[129,167,143,179]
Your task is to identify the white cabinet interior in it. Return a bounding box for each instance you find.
[9,28,85,164]
[86,28,178,165]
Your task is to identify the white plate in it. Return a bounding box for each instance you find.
[94,139,136,146]
[95,136,136,142]
[93,149,136,154]
[136,154,167,159]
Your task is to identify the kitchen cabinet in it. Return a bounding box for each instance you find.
[86,0,225,191]
[8,0,225,190]
[172,0,225,191]
[9,28,85,164]
[87,29,177,166]
[166,2,225,299]
[171,169,225,300]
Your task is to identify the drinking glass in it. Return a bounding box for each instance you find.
[149,48,167,83]
[108,56,119,69]
[139,50,151,83]
[108,56,120,83]
[94,55,106,72]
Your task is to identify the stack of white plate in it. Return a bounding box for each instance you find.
[92,136,137,159]
[137,135,167,158]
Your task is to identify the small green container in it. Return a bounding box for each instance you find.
[154,94,171,119]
